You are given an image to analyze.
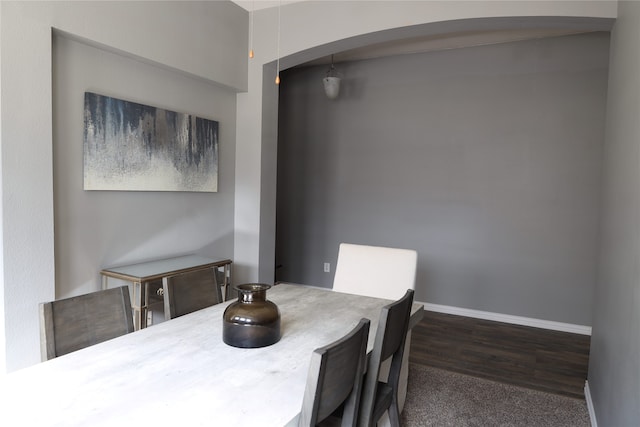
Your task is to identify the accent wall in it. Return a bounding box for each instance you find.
[276,32,609,327]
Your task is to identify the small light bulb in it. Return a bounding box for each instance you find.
[275,75,281,85]
[249,49,254,59]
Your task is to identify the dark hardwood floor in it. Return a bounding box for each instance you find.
[409,310,591,399]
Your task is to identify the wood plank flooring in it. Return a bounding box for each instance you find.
[409,310,591,399]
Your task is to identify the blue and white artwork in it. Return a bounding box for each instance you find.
[83,92,218,192]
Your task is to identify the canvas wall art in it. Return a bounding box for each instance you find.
[83,92,218,192]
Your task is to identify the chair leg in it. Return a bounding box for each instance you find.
[388,403,401,427]
[398,331,412,412]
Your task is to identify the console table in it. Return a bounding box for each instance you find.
[100,254,232,330]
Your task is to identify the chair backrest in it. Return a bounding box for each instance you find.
[39,286,134,361]
[163,268,222,320]
[333,243,417,300]
[298,318,371,427]
[358,289,414,427]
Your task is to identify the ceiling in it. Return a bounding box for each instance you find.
[302,28,593,67]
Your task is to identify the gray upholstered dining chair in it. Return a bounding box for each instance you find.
[294,318,371,427]
[358,289,414,427]
[39,285,134,361]
[332,242,417,421]
[162,268,222,320]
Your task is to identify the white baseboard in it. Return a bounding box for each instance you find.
[584,380,598,427]
[418,301,592,335]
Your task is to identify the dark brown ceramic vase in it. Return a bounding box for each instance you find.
[222,283,281,348]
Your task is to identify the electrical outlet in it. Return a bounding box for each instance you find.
[323,262,331,273]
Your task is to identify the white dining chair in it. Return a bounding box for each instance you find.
[332,243,417,426]
[333,243,417,300]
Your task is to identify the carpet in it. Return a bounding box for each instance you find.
[402,364,591,426]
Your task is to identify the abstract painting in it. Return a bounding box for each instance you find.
[83,92,218,192]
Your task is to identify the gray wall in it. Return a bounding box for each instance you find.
[1,0,246,371]
[276,32,609,326]
[588,1,640,425]
[53,34,236,298]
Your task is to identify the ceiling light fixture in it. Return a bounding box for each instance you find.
[249,1,254,58]
[323,54,340,99]
[275,0,281,85]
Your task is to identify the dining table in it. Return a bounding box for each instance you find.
[0,283,423,427]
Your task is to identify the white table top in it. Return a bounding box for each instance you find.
[0,284,423,427]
